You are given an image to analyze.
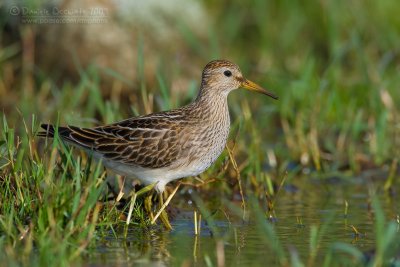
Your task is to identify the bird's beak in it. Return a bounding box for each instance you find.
[241,79,278,100]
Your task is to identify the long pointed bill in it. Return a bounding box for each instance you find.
[242,79,278,100]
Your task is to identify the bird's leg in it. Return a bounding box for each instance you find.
[151,183,181,230]
[158,191,172,230]
[159,192,164,206]
[144,192,155,221]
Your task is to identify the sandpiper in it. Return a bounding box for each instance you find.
[38,60,278,193]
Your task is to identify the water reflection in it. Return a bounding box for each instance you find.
[87,176,399,266]
[91,226,172,266]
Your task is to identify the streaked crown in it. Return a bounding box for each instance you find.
[200,59,244,95]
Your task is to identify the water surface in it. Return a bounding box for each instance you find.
[87,175,399,266]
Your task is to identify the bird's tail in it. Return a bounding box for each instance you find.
[37,124,100,149]
[37,124,72,139]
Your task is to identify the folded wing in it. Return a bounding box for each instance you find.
[39,116,184,169]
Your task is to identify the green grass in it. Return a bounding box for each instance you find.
[1,0,400,266]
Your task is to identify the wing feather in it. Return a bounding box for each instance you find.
[39,110,191,169]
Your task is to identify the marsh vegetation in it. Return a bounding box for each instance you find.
[1,0,400,266]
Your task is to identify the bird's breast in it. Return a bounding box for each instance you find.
[179,107,230,173]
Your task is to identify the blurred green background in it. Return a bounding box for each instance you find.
[1,0,399,172]
[1,1,400,266]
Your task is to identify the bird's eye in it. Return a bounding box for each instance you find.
[223,70,232,77]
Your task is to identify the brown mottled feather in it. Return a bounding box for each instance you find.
[40,113,189,168]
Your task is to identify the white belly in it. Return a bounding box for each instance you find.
[103,157,211,192]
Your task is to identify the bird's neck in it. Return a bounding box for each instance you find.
[192,86,230,122]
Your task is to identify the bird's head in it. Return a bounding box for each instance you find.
[200,59,278,99]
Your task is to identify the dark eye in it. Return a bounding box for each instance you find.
[223,70,232,77]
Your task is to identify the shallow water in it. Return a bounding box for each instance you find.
[87,175,399,266]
